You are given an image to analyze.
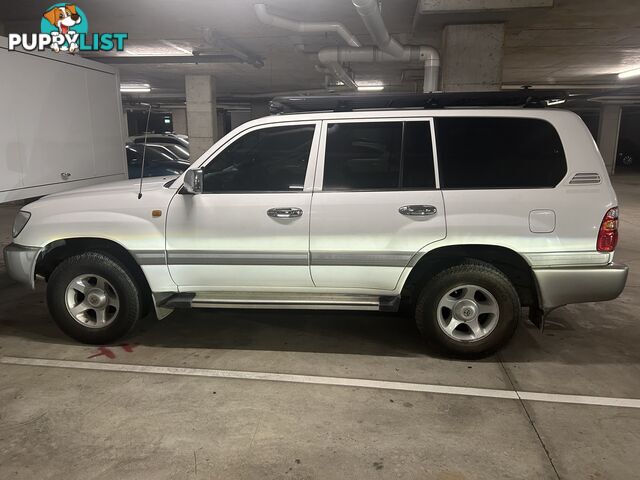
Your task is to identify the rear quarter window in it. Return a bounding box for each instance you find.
[435,117,567,189]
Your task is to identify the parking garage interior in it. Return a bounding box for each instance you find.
[1,1,640,479]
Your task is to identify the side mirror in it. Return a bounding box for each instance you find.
[182,168,203,194]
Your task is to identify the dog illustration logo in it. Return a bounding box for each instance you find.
[8,3,127,53]
[41,3,88,53]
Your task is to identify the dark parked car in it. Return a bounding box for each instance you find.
[126,143,190,179]
[616,139,639,167]
[152,142,190,160]
[129,133,189,150]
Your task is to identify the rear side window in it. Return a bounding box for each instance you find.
[323,121,435,190]
[435,117,567,189]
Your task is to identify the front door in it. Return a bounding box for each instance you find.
[166,121,320,290]
[309,118,446,291]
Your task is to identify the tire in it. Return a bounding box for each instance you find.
[415,262,520,358]
[47,252,143,344]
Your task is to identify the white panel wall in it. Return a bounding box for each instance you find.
[85,69,127,177]
[9,51,95,187]
[0,36,126,202]
[0,47,23,194]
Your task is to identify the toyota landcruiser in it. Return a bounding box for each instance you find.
[3,95,629,357]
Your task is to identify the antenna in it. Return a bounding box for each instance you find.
[137,102,153,199]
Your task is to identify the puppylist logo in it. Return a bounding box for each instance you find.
[8,3,128,54]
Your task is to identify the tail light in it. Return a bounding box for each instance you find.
[597,207,619,252]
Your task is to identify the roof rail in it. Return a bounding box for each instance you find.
[269,90,568,114]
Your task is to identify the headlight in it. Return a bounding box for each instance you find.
[12,211,31,238]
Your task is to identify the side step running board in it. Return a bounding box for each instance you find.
[158,292,400,312]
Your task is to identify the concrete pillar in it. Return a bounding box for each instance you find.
[597,105,622,175]
[250,101,270,120]
[441,24,505,92]
[185,75,218,161]
[169,108,187,136]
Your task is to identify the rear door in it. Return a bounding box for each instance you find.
[309,118,446,290]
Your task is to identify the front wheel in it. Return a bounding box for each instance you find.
[415,262,520,358]
[47,252,143,344]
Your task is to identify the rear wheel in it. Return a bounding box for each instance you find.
[415,262,520,358]
[47,252,143,344]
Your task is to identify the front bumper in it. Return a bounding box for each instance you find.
[533,263,629,310]
[3,243,42,289]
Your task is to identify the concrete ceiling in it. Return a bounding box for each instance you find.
[2,0,640,100]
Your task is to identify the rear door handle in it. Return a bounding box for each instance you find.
[267,207,303,218]
[399,205,437,216]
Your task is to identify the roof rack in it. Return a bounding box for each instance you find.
[269,90,568,114]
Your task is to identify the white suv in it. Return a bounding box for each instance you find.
[4,97,628,357]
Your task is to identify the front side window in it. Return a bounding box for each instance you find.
[323,121,436,191]
[435,117,567,189]
[202,125,315,193]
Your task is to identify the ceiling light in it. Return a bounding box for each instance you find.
[120,83,151,93]
[356,81,385,92]
[618,67,640,79]
[546,98,566,106]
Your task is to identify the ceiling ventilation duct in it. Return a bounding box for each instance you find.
[352,0,405,58]
[254,4,359,89]
[254,4,361,48]
[349,0,439,91]
[254,2,440,92]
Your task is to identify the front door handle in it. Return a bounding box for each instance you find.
[267,207,303,218]
[399,205,437,216]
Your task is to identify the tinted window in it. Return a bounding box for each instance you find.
[402,122,436,189]
[323,121,435,190]
[203,125,314,193]
[435,117,566,189]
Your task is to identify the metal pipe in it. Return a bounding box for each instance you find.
[200,29,264,68]
[423,61,438,93]
[318,46,440,92]
[254,2,440,91]
[318,46,429,63]
[351,0,404,57]
[326,62,358,89]
[254,4,361,47]
[349,0,439,91]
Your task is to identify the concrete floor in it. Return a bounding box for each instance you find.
[1,176,639,480]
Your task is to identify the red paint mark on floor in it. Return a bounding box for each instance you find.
[87,347,116,359]
[87,343,138,360]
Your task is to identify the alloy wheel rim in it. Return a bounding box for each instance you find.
[64,274,120,329]
[436,284,499,342]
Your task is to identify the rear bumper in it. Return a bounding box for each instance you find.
[533,263,629,310]
[2,243,41,289]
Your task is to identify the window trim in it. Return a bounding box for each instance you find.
[433,116,568,191]
[194,121,321,195]
[314,117,440,193]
